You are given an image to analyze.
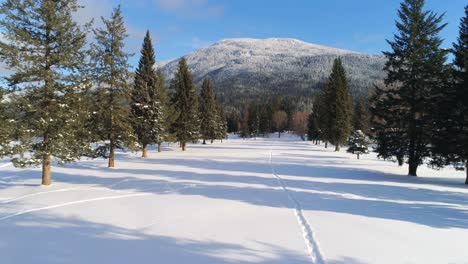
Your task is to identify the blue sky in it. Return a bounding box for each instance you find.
[79,0,468,66]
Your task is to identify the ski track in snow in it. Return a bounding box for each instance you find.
[269,146,325,264]
[0,193,152,221]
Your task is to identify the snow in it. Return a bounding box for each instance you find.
[1,135,467,264]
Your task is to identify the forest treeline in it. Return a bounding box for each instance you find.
[0,3,227,185]
[0,0,467,185]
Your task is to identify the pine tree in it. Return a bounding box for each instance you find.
[347,130,370,159]
[89,5,135,167]
[307,111,321,143]
[432,5,468,184]
[248,103,260,139]
[370,86,407,166]
[314,93,331,148]
[226,110,240,133]
[0,0,91,185]
[131,31,163,158]
[172,58,199,151]
[0,90,14,157]
[156,69,174,152]
[380,0,448,176]
[323,58,354,151]
[215,101,228,141]
[240,102,250,138]
[199,78,218,144]
[354,99,371,135]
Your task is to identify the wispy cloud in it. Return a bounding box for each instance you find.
[154,0,224,18]
[353,33,385,44]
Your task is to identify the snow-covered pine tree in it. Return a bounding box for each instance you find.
[323,58,354,151]
[379,0,448,176]
[89,5,135,167]
[431,5,468,184]
[347,130,370,159]
[131,31,164,158]
[0,0,91,185]
[199,78,218,144]
[172,58,199,151]
[0,90,14,157]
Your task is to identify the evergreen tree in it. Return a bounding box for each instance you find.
[156,69,174,152]
[0,0,91,185]
[199,78,218,144]
[354,99,371,135]
[347,130,370,159]
[307,111,321,143]
[314,93,331,148]
[226,110,240,133]
[89,5,135,167]
[379,0,448,176]
[248,103,260,139]
[172,58,199,151]
[432,5,468,184]
[131,30,163,158]
[0,90,14,157]
[215,101,228,141]
[370,86,407,166]
[240,102,250,138]
[323,58,354,151]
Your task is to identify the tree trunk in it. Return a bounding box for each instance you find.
[158,143,162,153]
[397,155,404,166]
[278,132,281,138]
[202,139,206,145]
[211,139,214,144]
[465,161,468,185]
[181,142,186,151]
[325,141,328,148]
[335,144,340,152]
[357,153,360,160]
[108,139,115,168]
[142,144,148,158]
[41,153,52,186]
[408,160,418,176]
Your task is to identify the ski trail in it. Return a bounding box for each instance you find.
[0,163,12,168]
[1,177,134,204]
[269,147,325,264]
[0,193,151,221]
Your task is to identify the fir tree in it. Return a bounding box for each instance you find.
[215,101,228,141]
[379,0,448,176]
[307,111,321,144]
[240,102,250,138]
[226,110,240,133]
[199,78,218,144]
[156,69,174,152]
[172,58,199,151]
[323,58,354,151]
[89,5,135,167]
[314,92,331,148]
[0,90,14,157]
[432,5,468,184]
[354,99,371,135]
[347,130,370,159]
[0,0,91,185]
[131,31,163,158]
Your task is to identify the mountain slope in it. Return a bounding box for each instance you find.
[159,38,386,105]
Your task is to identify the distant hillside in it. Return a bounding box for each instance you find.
[159,38,386,105]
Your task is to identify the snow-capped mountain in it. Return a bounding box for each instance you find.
[159,38,386,104]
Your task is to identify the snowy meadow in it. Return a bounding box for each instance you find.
[1,135,467,264]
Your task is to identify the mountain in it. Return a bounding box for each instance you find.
[159,38,386,106]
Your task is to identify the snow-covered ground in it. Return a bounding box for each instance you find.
[1,135,467,264]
